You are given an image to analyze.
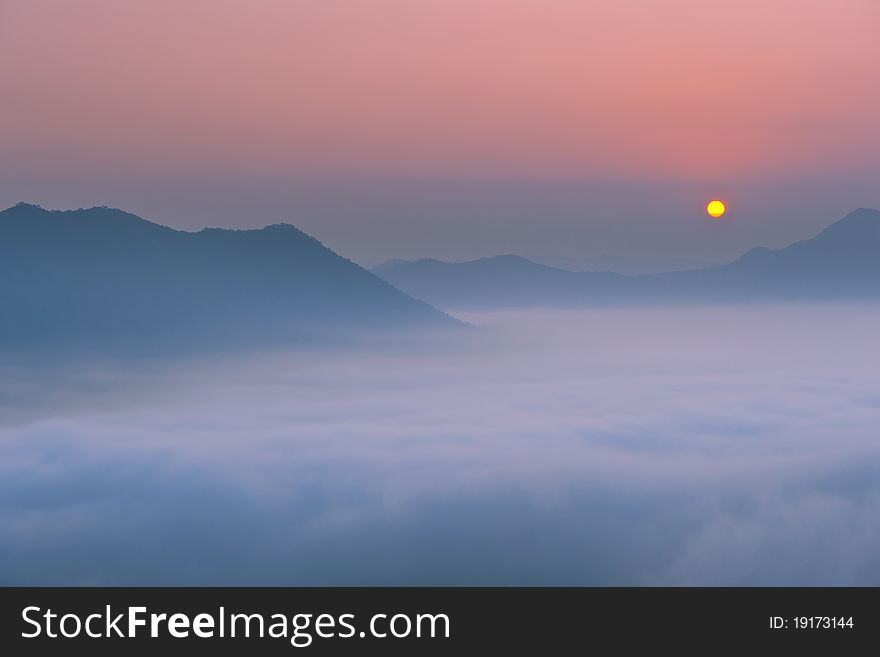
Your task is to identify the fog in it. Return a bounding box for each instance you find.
[2,305,880,585]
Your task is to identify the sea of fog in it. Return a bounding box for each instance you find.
[2,305,880,585]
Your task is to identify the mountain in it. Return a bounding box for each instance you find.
[0,203,457,355]
[374,255,623,309]
[547,254,716,275]
[375,209,880,310]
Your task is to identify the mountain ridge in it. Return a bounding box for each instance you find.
[375,208,880,309]
[0,203,459,355]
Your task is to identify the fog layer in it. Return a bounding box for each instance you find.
[2,306,879,584]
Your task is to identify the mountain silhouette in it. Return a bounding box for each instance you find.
[0,203,457,355]
[373,255,622,308]
[375,208,880,309]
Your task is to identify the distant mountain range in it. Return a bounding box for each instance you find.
[542,254,717,276]
[4,203,877,356]
[374,208,880,310]
[0,203,457,354]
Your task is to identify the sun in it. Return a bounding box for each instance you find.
[706,199,726,218]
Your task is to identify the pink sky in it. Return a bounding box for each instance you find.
[2,0,878,181]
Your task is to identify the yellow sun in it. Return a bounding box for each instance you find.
[706,200,726,218]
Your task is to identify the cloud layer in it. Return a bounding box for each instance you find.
[2,305,880,584]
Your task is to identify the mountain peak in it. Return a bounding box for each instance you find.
[0,202,49,217]
[840,207,880,220]
[0,204,457,353]
[808,207,880,246]
[734,208,880,266]
[823,207,880,230]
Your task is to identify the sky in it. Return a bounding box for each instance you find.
[1,0,878,268]
[3,306,880,584]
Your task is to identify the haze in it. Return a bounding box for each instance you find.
[2,1,879,267]
[3,307,879,585]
